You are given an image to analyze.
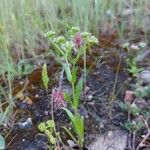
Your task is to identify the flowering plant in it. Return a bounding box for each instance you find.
[46,27,98,148]
[46,27,98,109]
[46,27,98,77]
[51,88,67,110]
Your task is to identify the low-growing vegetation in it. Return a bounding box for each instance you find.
[0,0,150,150]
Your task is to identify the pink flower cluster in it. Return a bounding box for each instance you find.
[73,33,83,49]
[52,88,67,110]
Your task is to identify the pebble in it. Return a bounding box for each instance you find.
[19,101,31,109]
[34,134,48,150]
[124,90,135,103]
[88,130,127,150]
[87,95,93,100]
[137,49,150,67]
[19,134,48,150]
[18,118,33,130]
[138,70,150,85]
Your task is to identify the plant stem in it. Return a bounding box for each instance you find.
[50,89,57,141]
[72,81,76,109]
[79,139,83,150]
[132,133,136,150]
[109,49,122,118]
[62,127,78,145]
[136,129,150,150]
[51,40,73,63]
[83,46,86,86]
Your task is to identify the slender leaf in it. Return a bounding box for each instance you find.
[42,64,49,91]
[74,47,84,64]
[62,127,78,144]
[74,79,83,109]
[72,65,77,83]
[63,63,72,82]
[62,108,84,147]
[62,108,75,125]
[64,92,72,105]
[0,134,5,150]
[74,114,84,142]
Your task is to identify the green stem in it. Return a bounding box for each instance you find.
[83,47,86,86]
[79,140,83,150]
[62,127,78,145]
[50,40,73,63]
[72,80,76,111]
[72,63,77,112]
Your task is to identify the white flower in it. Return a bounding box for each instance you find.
[138,42,146,48]
[130,44,139,50]
[81,32,91,38]
[89,36,99,44]
[121,42,129,49]
[55,36,66,44]
[68,26,80,37]
[45,31,55,38]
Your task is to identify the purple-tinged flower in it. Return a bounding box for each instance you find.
[51,88,67,110]
[73,33,83,49]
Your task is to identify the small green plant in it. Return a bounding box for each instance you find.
[46,27,98,148]
[135,86,150,98]
[17,61,34,77]
[125,120,144,134]
[62,108,84,149]
[38,120,58,148]
[126,57,143,77]
[120,102,141,116]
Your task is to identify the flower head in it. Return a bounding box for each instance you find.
[51,88,67,110]
[138,42,146,48]
[45,31,55,39]
[73,32,83,49]
[68,27,80,37]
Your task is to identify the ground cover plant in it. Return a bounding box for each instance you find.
[0,0,150,150]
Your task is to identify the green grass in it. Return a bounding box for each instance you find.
[0,0,149,126]
[0,0,148,61]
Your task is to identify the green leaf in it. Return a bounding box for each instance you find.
[74,79,83,109]
[119,102,128,111]
[42,64,49,91]
[0,113,4,125]
[62,127,78,144]
[0,134,5,150]
[74,47,84,64]
[129,104,140,116]
[62,108,84,148]
[16,60,34,76]
[136,87,150,98]
[72,65,77,83]
[0,105,13,125]
[64,92,72,105]
[63,63,72,82]
[62,108,75,125]
[74,114,84,142]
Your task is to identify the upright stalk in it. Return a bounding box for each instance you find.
[83,46,86,87]
[72,80,76,110]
